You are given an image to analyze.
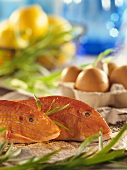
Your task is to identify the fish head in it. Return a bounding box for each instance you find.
[76,107,112,141]
[15,107,60,143]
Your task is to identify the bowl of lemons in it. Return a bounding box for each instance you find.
[0,4,82,71]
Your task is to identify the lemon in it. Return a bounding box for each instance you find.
[0,20,17,48]
[38,42,76,69]
[48,15,72,32]
[48,15,72,42]
[38,16,75,69]
[9,5,49,48]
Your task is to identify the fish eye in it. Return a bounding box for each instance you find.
[29,117,34,122]
[85,112,91,117]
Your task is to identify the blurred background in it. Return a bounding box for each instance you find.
[0,0,127,95]
[0,0,127,57]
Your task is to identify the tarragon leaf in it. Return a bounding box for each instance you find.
[46,104,70,116]
[34,95,41,111]
[0,141,8,155]
[93,49,114,66]
[46,99,55,114]
[0,127,6,133]
[83,149,126,166]
[45,100,71,132]
[96,123,127,155]
[99,128,103,151]
[53,120,73,133]
[1,125,127,169]
[76,133,100,156]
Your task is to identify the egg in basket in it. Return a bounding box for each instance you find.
[59,51,127,108]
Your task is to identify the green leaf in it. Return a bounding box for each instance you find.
[4,142,13,156]
[53,120,73,133]
[37,70,62,82]
[83,149,126,165]
[98,128,103,151]
[45,100,71,132]
[46,104,70,116]
[46,99,55,114]
[80,63,91,69]
[0,127,6,133]
[0,150,59,170]
[95,123,127,156]
[76,133,100,156]
[0,141,8,155]
[9,149,22,158]
[34,95,41,111]
[0,124,127,169]
[103,56,114,64]
[93,49,114,66]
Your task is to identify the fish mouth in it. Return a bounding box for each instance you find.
[75,131,112,142]
[11,133,41,143]
[101,131,112,141]
[9,130,60,143]
[92,131,112,142]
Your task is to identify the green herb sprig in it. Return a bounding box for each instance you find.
[46,102,70,116]
[34,95,42,111]
[1,124,127,170]
[45,99,72,132]
[0,21,113,97]
[34,96,72,132]
[0,23,78,96]
[92,48,114,67]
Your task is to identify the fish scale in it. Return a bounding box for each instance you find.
[0,100,60,143]
[18,95,112,141]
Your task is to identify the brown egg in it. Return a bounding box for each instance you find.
[110,65,127,89]
[95,60,109,75]
[75,68,109,92]
[60,66,82,82]
[108,62,118,77]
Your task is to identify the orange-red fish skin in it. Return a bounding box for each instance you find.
[0,100,60,143]
[18,96,111,141]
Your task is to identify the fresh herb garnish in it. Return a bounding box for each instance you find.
[46,103,70,116]
[0,30,114,97]
[33,96,71,132]
[0,23,82,96]
[45,99,56,114]
[98,128,103,151]
[0,141,21,165]
[34,95,41,111]
[53,120,73,133]
[1,124,127,169]
[45,99,71,132]
[92,49,114,67]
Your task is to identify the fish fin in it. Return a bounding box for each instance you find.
[6,132,37,143]
[5,131,12,141]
